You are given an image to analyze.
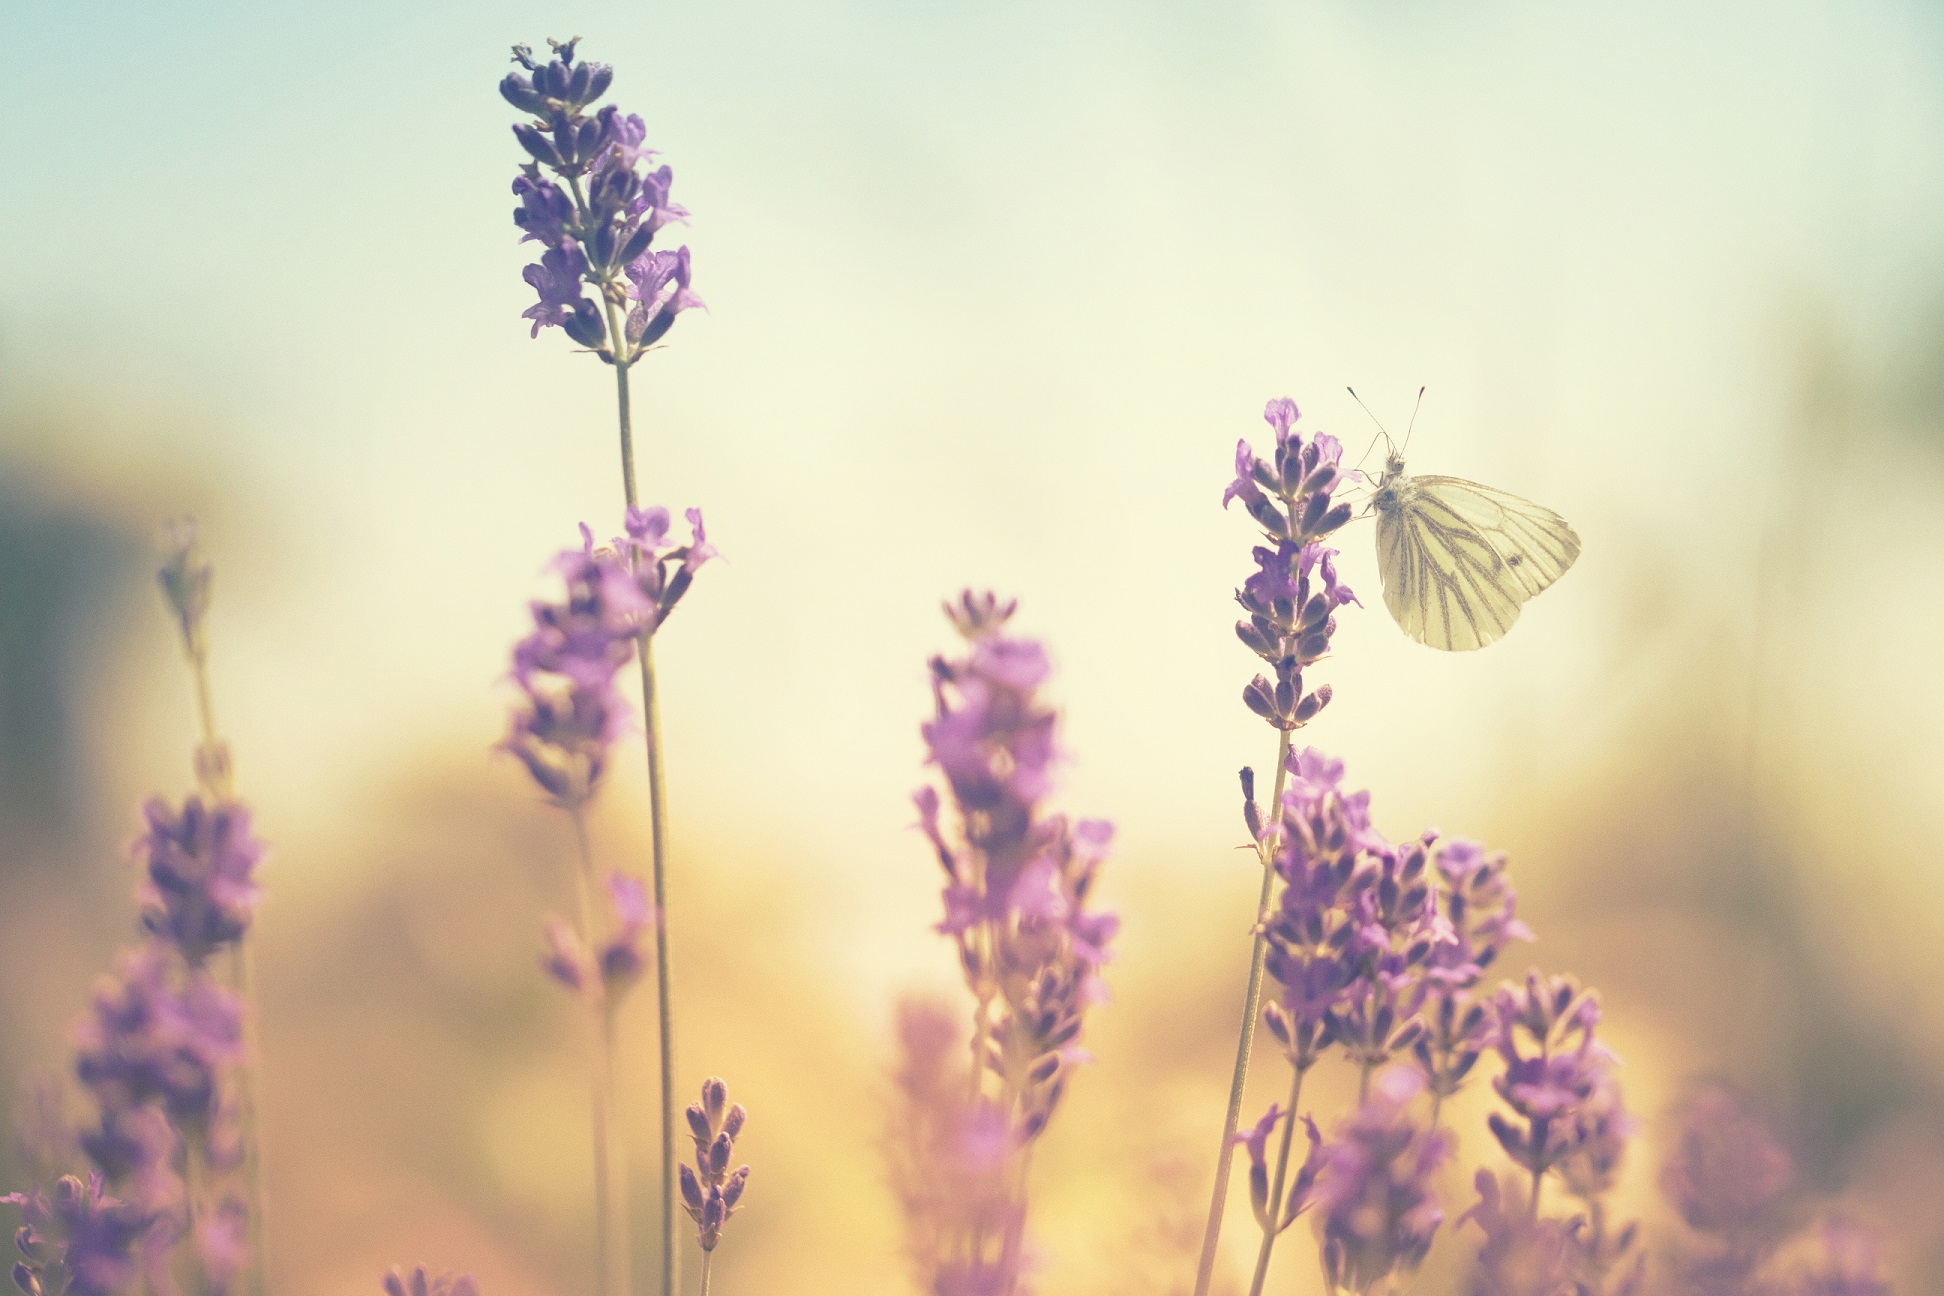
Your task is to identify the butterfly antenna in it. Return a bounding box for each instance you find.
[1346,386,1395,464]
[1401,386,1426,454]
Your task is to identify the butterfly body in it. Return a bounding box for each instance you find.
[1369,451,1580,651]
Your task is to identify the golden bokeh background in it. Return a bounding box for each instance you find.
[3,0,1944,1292]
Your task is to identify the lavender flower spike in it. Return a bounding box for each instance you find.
[134,795,264,970]
[503,38,698,367]
[678,1078,750,1255]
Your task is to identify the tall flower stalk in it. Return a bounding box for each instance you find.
[1192,398,1354,1296]
[503,514,712,1296]
[157,523,271,1296]
[502,37,704,1296]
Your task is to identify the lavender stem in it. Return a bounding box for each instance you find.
[183,640,270,1296]
[636,632,677,1296]
[697,1251,712,1296]
[1192,729,1292,1296]
[1245,1065,1308,1296]
[570,809,625,1296]
[602,351,680,1296]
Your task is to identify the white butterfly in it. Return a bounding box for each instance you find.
[1367,449,1581,651]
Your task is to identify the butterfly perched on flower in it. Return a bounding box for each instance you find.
[1355,392,1581,651]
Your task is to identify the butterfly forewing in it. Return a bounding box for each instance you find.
[1404,476,1581,600]
[1373,471,1580,652]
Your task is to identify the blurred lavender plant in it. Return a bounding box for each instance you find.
[502,43,710,1293]
[1315,1068,1450,1294]
[381,1267,480,1296]
[905,593,1117,1295]
[678,1079,750,1296]
[500,507,714,1296]
[7,525,269,1296]
[1459,972,1642,1296]
[1194,398,1356,1296]
[1660,1083,1799,1295]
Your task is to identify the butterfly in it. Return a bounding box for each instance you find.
[1357,395,1581,651]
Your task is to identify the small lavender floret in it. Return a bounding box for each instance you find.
[134,796,263,969]
[1233,1104,1321,1235]
[2,1174,149,1296]
[381,1266,480,1296]
[679,1078,749,1252]
[1486,973,1616,1183]
[156,520,213,664]
[1316,1067,1450,1294]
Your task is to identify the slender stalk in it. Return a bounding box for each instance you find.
[1530,1164,1544,1220]
[182,651,269,1296]
[635,634,677,1296]
[571,809,627,1296]
[1192,729,1293,1296]
[1245,1065,1309,1296]
[1358,1062,1373,1105]
[697,1252,713,1296]
[1428,1092,1443,1133]
[598,348,681,1296]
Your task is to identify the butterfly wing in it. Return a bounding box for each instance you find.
[1407,476,1581,601]
[1376,492,1526,651]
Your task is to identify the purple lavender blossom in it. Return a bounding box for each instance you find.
[382,1266,481,1296]
[133,796,263,969]
[1258,749,1433,1077]
[502,39,699,366]
[1486,973,1617,1193]
[1226,399,1358,734]
[678,1079,750,1253]
[537,873,655,998]
[1412,835,1532,1108]
[3,1174,149,1296]
[503,511,714,807]
[1316,1067,1450,1294]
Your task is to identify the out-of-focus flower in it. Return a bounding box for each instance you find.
[134,796,263,969]
[503,512,714,808]
[1460,1169,1575,1296]
[3,1174,150,1296]
[73,945,242,1136]
[678,1078,750,1253]
[1486,973,1616,1183]
[1661,1084,1795,1239]
[1316,1067,1450,1294]
[1794,1218,1889,1296]
[382,1266,481,1296]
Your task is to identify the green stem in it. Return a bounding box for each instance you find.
[1530,1163,1544,1220]
[1191,728,1293,1296]
[570,810,627,1296]
[591,296,675,1296]
[1245,1065,1309,1296]
[636,633,677,1296]
[1358,1062,1373,1104]
[697,1252,713,1296]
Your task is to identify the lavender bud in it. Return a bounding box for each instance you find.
[701,1077,728,1126]
[722,1104,746,1140]
[678,1164,705,1212]
[720,1166,749,1209]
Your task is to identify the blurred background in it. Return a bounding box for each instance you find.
[3,0,1943,1291]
